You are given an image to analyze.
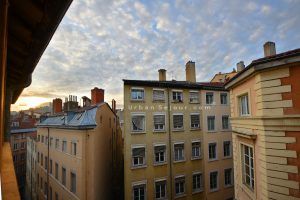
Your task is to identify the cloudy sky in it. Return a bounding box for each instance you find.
[12,0,300,111]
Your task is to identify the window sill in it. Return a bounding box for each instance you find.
[131,131,146,134]
[131,165,147,170]
[153,130,166,133]
[189,102,200,104]
[190,128,201,131]
[130,99,144,102]
[208,158,218,162]
[221,129,231,132]
[209,188,219,193]
[173,159,186,163]
[172,129,184,132]
[153,162,167,166]
[223,156,232,160]
[172,101,183,104]
[192,189,203,194]
[191,157,202,161]
[224,184,233,188]
[207,130,217,133]
[152,100,165,103]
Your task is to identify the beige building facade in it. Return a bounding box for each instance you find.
[123,62,234,200]
[34,89,123,200]
[225,42,300,200]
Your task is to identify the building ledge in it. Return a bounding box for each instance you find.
[1,142,20,200]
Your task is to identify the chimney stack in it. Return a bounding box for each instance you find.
[112,99,116,114]
[264,41,276,57]
[91,87,104,105]
[82,96,91,107]
[236,61,245,72]
[185,61,196,82]
[52,98,62,114]
[158,69,166,81]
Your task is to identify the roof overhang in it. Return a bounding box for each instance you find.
[7,0,72,103]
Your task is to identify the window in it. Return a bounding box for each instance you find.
[207,116,215,131]
[240,94,250,116]
[41,153,43,166]
[132,147,146,167]
[131,88,144,100]
[21,142,25,149]
[37,152,40,163]
[131,114,145,132]
[45,156,48,170]
[208,143,217,160]
[175,176,185,196]
[71,142,77,155]
[193,173,203,192]
[62,167,66,186]
[46,136,48,145]
[13,143,18,150]
[133,183,146,200]
[62,140,67,152]
[38,135,40,142]
[189,91,199,103]
[50,137,53,147]
[42,135,44,143]
[21,153,25,160]
[242,144,254,190]
[55,192,58,200]
[55,163,58,179]
[55,139,59,149]
[71,172,76,193]
[154,145,166,164]
[155,180,166,199]
[174,143,184,161]
[50,159,53,174]
[222,115,229,130]
[223,141,231,157]
[190,114,200,129]
[153,89,165,101]
[220,93,228,105]
[210,171,218,191]
[44,182,47,195]
[224,168,233,186]
[206,92,214,104]
[173,114,183,130]
[172,91,183,102]
[192,141,201,159]
[49,187,52,200]
[153,114,165,131]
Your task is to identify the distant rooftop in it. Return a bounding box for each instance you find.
[123,80,227,91]
[10,128,37,134]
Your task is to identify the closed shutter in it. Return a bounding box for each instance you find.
[173,115,183,129]
[155,145,166,153]
[189,92,199,102]
[132,147,145,157]
[153,90,165,101]
[174,143,184,149]
[191,114,200,128]
[154,115,165,125]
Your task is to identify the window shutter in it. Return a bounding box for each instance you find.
[173,115,183,128]
[191,115,200,124]
[132,147,145,157]
[174,143,184,149]
[154,115,165,125]
[155,145,166,153]
[153,90,165,101]
[189,92,199,102]
[192,142,200,148]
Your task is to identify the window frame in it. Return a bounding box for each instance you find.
[131,113,146,133]
[208,142,217,161]
[174,175,186,197]
[154,178,167,199]
[131,145,146,168]
[190,113,200,129]
[189,91,200,103]
[131,87,145,101]
[70,171,77,194]
[192,172,203,193]
[191,140,201,160]
[153,113,166,132]
[153,144,167,165]
[224,168,233,187]
[209,170,219,192]
[173,142,185,162]
[132,180,147,200]
[223,141,231,158]
[220,92,228,105]
[207,116,216,132]
[172,113,184,131]
[206,92,214,105]
[241,143,255,191]
[239,94,250,116]
[172,90,183,103]
[222,115,230,130]
[153,88,165,102]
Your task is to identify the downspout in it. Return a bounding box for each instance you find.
[47,127,50,200]
[167,88,173,199]
[85,129,88,200]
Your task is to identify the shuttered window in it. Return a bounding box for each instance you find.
[132,115,145,132]
[153,90,165,101]
[173,114,183,130]
[132,147,146,166]
[189,92,199,103]
[153,115,165,131]
[154,145,166,163]
[190,114,200,128]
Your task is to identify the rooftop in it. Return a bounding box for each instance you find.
[123,79,227,91]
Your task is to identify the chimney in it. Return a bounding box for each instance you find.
[158,69,166,81]
[82,96,91,107]
[52,98,62,114]
[185,61,196,82]
[264,41,276,57]
[91,87,104,105]
[236,61,245,72]
[112,99,116,114]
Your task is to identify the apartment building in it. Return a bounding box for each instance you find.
[225,42,300,199]
[123,61,234,200]
[26,136,38,200]
[35,88,123,200]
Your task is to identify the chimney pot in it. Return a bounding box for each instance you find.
[52,98,62,114]
[185,61,196,82]
[237,61,245,72]
[158,69,166,81]
[264,41,276,57]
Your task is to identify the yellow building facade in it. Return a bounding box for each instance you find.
[123,62,234,200]
[225,42,300,200]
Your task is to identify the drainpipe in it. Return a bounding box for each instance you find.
[167,88,173,199]
[47,127,50,200]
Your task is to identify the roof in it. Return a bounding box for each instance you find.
[11,128,37,134]
[38,103,108,129]
[123,80,227,91]
[210,71,237,83]
[7,0,72,103]
[225,48,300,88]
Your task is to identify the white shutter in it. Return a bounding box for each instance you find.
[153,90,165,101]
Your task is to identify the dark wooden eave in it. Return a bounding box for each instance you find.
[7,0,72,103]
